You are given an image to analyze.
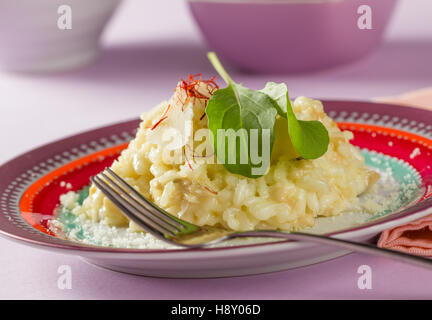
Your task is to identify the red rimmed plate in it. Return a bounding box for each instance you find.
[1,101,432,278]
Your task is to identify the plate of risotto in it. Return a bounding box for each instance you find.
[1,56,432,278]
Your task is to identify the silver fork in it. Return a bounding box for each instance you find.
[91,168,432,270]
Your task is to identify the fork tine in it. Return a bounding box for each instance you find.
[99,172,183,235]
[104,167,187,229]
[91,175,175,240]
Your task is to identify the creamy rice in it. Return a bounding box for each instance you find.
[62,79,379,233]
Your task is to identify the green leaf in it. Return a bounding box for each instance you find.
[205,52,329,177]
[206,53,278,178]
[261,82,329,159]
[285,92,329,159]
[259,82,288,117]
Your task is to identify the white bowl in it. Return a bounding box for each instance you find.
[0,0,121,73]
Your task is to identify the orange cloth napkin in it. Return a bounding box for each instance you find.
[376,88,432,256]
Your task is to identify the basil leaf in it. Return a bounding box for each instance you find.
[259,82,288,117]
[285,92,329,159]
[261,82,329,159]
[206,53,278,178]
[272,116,301,160]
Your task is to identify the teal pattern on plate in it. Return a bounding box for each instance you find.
[57,187,88,242]
[362,149,422,220]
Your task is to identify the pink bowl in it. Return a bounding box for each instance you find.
[188,0,398,73]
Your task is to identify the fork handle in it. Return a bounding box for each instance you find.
[232,231,432,270]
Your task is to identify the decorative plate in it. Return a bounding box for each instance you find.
[1,101,432,278]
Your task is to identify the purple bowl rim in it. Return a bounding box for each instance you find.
[0,100,431,254]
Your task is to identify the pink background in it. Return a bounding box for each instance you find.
[0,0,432,299]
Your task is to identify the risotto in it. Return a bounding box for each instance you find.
[60,76,379,233]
